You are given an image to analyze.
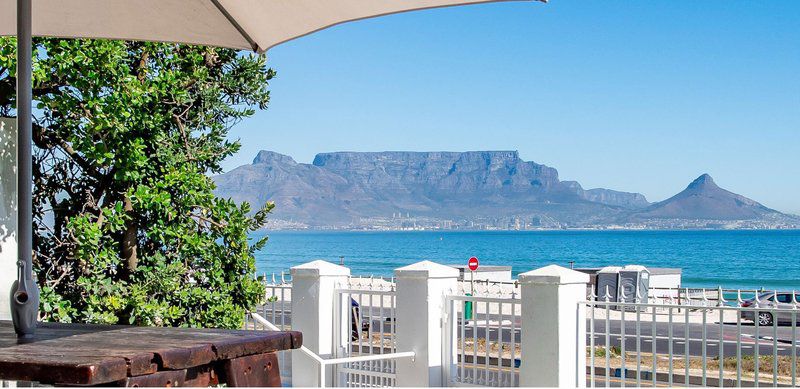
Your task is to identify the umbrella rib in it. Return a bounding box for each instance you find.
[209,0,260,52]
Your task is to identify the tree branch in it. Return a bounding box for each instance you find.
[190,213,226,229]
[33,122,105,181]
[137,49,149,82]
[172,114,196,161]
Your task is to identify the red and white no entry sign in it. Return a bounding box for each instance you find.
[468,257,479,271]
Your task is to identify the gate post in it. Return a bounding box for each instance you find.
[395,261,458,387]
[519,265,589,388]
[290,260,350,387]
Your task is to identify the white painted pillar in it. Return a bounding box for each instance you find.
[0,118,17,321]
[395,260,458,387]
[290,260,350,387]
[519,265,589,388]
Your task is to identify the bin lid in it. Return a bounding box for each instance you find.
[598,266,623,274]
[622,265,649,273]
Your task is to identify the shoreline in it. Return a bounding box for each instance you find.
[252,229,800,293]
[257,228,800,233]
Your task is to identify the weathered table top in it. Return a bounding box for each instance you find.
[0,320,302,386]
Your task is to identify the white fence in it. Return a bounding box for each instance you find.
[333,286,399,387]
[249,261,569,387]
[250,311,414,388]
[584,289,800,387]
[263,282,292,330]
[444,294,520,387]
[249,272,408,388]
[250,262,800,388]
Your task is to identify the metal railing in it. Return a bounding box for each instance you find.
[457,279,519,300]
[255,269,800,387]
[647,286,771,308]
[444,292,521,387]
[348,275,395,290]
[249,312,413,388]
[583,288,800,387]
[260,280,292,331]
[254,271,403,387]
[334,281,399,387]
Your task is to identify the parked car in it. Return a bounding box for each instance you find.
[740,292,800,326]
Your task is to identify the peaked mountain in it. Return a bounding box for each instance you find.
[627,174,784,221]
[213,150,649,227]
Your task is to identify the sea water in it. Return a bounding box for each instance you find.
[251,229,800,290]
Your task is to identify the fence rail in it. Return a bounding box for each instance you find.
[647,286,790,308]
[260,283,291,330]
[444,294,521,387]
[255,267,800,387]
[249,311,413,388]
[584,290,800,387]
[334,287,399,387]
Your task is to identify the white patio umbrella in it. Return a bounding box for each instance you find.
[0,0,540,336]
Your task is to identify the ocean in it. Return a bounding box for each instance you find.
[251,229,800,290]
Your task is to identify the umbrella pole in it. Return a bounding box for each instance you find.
[11,0,39,338]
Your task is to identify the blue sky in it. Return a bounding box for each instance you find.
[223,1,800,214]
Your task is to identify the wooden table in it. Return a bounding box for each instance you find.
[0,320,301,387]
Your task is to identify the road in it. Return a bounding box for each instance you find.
[454,316,799,358]
[590,316,799,358]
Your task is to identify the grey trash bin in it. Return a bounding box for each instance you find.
[596,266,622,302]
[619,265,650,309]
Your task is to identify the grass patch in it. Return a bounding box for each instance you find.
[588,347,800,383]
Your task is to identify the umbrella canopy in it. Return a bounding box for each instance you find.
[0,0,533,53]
[1,0,538,336]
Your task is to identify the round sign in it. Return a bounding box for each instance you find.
[468,257,479,271]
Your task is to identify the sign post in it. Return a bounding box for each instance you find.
[468,257,479,296]
[465,257,479,320]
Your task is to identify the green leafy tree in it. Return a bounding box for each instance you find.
[0,38,272,328]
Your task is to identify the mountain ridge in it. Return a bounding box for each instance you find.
[213,151,798,229]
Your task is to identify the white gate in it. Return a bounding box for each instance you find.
[334,284,400,387]
[443,293,521,387]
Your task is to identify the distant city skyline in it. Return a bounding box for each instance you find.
[222,1,800,214]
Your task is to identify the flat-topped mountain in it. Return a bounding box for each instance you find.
[627,174,782,221]
[213,151,798,229]
[213,150,648,227]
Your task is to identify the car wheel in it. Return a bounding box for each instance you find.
[758,312,774,326]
